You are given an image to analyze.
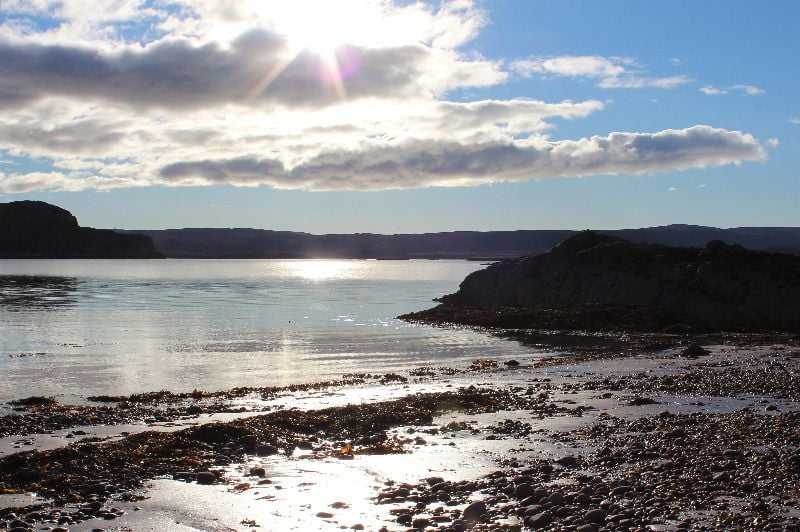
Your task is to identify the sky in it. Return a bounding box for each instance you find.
[0,0,797,233]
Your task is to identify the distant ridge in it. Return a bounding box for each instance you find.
[0,201,162,259]
[122,224,800,259]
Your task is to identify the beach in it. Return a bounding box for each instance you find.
[2,334,799,531]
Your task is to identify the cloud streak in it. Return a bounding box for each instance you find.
[700,84,765,96]
[512,55,692,89]
[157,126,765,191]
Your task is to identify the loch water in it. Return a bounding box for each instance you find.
[0,259,537,401]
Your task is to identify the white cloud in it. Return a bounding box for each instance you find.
[667,187,678,192]
[155,125,765,191]
[731,84,765,95]
[0,1,769,195]
[0,170,138,193]
[512,55,692,89]
[701,84,765,96]
[765,138,780,148]
[791,117,800,124]
[700,86,728,95]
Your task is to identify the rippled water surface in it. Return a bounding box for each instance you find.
[0,259,536,401]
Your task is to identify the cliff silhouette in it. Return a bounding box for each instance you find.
[0,201,162,259]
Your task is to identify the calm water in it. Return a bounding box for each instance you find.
[0,259,536,401]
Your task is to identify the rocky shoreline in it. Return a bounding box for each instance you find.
[1,340,799,531]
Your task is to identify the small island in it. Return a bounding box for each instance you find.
[0,201,162,259]
[402,231,800,335]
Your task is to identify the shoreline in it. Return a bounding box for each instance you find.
[1,338,799,530]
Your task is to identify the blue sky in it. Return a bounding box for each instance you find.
[0,0,796,232]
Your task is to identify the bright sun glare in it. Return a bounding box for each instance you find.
[290,260,358,281]
[246,0,387,101]
[266,0,384,54]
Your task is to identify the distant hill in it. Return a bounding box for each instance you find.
[4,200,797,260]
[0,201,162,259]
[122,225,800,259]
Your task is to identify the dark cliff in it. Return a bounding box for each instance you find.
[435,231,800,332]
[0,201,162,259]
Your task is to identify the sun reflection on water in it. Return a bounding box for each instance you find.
[287,260,361,281]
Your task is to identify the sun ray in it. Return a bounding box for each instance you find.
[320,50,347,101]
[245,52,299,103]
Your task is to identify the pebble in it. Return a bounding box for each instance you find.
[461,500,486,522]
[526,510,553,528]
[585,508,607,524]
[256,444,279,456]
[196,471,216,484]
[249,466,266,477]
[411,517,430,528]
[514,483,533,499]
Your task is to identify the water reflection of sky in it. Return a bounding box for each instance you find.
[0,259,539,402]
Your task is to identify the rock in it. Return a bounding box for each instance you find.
[557,455,579,466]
[316,512,334,519]
[237,435,258,451]
[196,471,216,484]
[430,481,450,492]
[681,343,710,357]
[412,517,431,529]
[173,471,195,481]
[249,466,266,477]
[547,491,564,505]
[428,231,800,332]
[462,500,487,522]
[585,508,607,524]
[504,360,520,367]
[524,505,544,516]
[712,472,731,482]
[628,396,659,406]
[256,444,279,456]
[515,483,534,498]
[351,525,364,530]
[526,511,553,528]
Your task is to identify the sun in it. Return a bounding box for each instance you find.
[245,0,397,102]
[263,0,384,55]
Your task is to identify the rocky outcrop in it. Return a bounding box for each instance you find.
[436,231,800,332]
[0,201,162,258]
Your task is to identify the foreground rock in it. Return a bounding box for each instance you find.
[407,231,800,332]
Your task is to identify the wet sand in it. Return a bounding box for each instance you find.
[1,341,799,531]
